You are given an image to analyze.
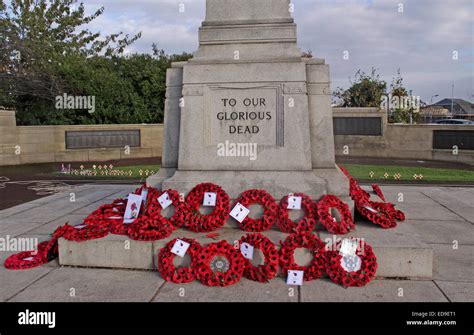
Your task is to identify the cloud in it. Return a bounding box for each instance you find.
[82,0,473,101]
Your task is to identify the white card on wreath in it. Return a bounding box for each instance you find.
[203,192,217,207]
[74,224,86,230]
[287,196,302,210]
[240,242,254,260]
[339,238,358,257]
[286,270,304,286]
[230,203,250,223]
[363,206,378,213]
[141,189,148,204]
[123,193,143,224]
[171,239,190,257]
[23,257,35,261]
[158,192,172,209]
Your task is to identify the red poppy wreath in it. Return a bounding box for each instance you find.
[63,224,109,242]
[239,233,279,282]
[4,241,51,270]
[157,238,202,283]
[4,224,70,270]
[83,198,127,229]
[277,193,317,233]
[279,232,326,282]
[127,216,175,241]
[195,240,245,287]
[146,189,187,228]
[316,195,354,235]
[324,239,378,287]
[356,201,397,229]
[234,189,279,232]
[184,183,230,232]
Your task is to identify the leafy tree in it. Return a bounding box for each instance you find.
[333,68,418,124]
[0,0,141,123]
[333,68,387,108]
[387,69,420,123]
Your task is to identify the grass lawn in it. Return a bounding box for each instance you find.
[343,164,474,183]
[53,164,161,179]
[52,163,474,183]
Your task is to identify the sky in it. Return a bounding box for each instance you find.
[82,0,473,103]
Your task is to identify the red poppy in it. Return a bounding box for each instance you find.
[157,237,202,284]
[239,233,279,282]
[277,193,317,233]
[184,183,230,232]
[324,239,378,287]
[279,232,326,282]
[194,241,245,287]
[316,195,354,234]
[233,189,278,232]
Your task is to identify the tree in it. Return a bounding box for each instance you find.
[333,68,387,108]
[0,0,141,121]
[387,69,420,123]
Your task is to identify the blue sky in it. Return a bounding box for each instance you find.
[83,0,473,103]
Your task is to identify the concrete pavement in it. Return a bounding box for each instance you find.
[0,184,472,302]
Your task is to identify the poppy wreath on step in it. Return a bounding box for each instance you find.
[146,189,187,228]
[239,233,279,282]
[316,195,354,235]
[277,193,317,233]
[184,183,230,232]
[63,224,109,242]
[4,241,51,270]
[371,202,406,222]
[371,184,386,202]
[279,232,326,282]
[4,224,70,270]
[195,240,245,287]
[324,239,378,287]
[83,198,127,229]
[127,217,175,241]
[234,189,279,232]
[157,238,202,283]
[356,201,397,229]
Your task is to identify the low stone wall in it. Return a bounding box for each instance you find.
[0,111,163,166]
[2,109,473,166]
[333,108,474,165]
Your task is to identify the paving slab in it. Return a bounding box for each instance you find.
[0,202,44,219]
[0,264,54,302]
[153,277,297,302]
[26,214,88,235]
[300,278,448,302]
[435,280,474,302]
[432,244,474,282]
[422,187,474,223]
[401,219,473,245]
[9,267,163,302]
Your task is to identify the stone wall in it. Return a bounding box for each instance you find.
[0,110,163,166]
[333,108,474,165]
[2,109,473,166]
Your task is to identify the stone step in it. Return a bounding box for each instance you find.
[59,222,432,279]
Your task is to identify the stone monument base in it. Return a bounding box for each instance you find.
[147,167,350,201]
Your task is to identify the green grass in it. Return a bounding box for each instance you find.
[53,163,474,183]
[343,164,474,183]
[53,165,161,179]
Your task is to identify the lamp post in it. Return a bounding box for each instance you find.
[430,94,439,104]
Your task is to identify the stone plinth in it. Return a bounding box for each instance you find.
[148,0,349,204]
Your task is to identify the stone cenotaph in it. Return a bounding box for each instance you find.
[148,0,350,205]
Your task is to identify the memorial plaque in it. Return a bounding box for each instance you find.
[206,86,283,146]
